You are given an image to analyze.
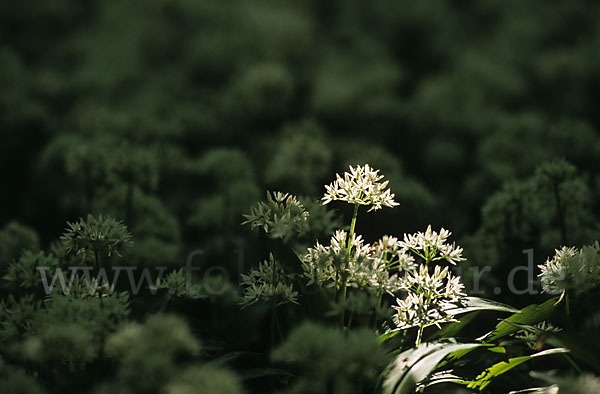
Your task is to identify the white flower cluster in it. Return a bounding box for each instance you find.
[392,265,466,330]
[322,164,399,211]
[400,225,465,264]
[301,231,413,294]
[240,254,298,307]
[538,243,600,296]
[366,236,416,293]
[370,235,416,271]
[302,230,369,288]
[538,246,577,294]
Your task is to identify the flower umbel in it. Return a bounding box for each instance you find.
[392,264,466,330]
[322,164,398,211]
[538,246,577,294]
[301,230,371,289]
[400,225,465,265]
[538,243,600,295]
[369,235,416,272]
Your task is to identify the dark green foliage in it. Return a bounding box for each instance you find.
[103,314,200,392]
[461,159,599,301]
[3,0,600,392]
[265,120,333,196]
[0,359,46,394]
[0,221,39,266]
[0,294,41,343]
[162,365,243,394]
[272,322,387,394]
[3,250,61,292]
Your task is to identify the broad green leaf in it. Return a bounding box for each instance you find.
[464,348,568,390]
[445,297,521,315]
[479,297,559,342]
[379,330,402,343]
[436,346,481,369]
[508,388,556,393]
[382,342,483,394]
[436,344,505,370]
[427,298,519,342]
[419,371,463,389]
[395,297,518,333]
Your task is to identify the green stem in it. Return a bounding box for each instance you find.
[270,309,276,347]
[334,271,339,303]
[94,250,100,273]
[565,291,573,332]
[415,325,424,346]
[274,309,284,343]
[347,310,354,330]
[94,250,105,358]
[346,204,359,256]
[271,262,279,344]
[372,289,383,329]
[339,277,347,327]
[563,354,582,374]
[341,204,359,327]
[94,250,104,306]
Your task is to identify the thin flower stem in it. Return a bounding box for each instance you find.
[346,203,359,256]
[563,354,582,374]
[270,263,283,344]
[372,289,384,329]
[94,250,104,307]
[94,249,105,358]
[341,204,359,327]
[270,309,276,346]
[415,325,424,346]
[565,291,573,332]
[274,309,284,343]
[340,283,348,327]
[334,271,339,302]
[347,310,354,330]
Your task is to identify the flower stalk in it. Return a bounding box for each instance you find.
[340,203,359,326]
[415,325,424,346]
[346,204,359,257]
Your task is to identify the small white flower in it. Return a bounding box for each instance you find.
[301,230,408,294]
[538,246,577,294]
[370,235,416,271]
[392,264,466,330]
[399,225,465,264]
[322,164,399,211]
[301,230,373,287]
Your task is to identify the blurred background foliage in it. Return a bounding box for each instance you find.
[2,0,600,392]
[3,0,600,288]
